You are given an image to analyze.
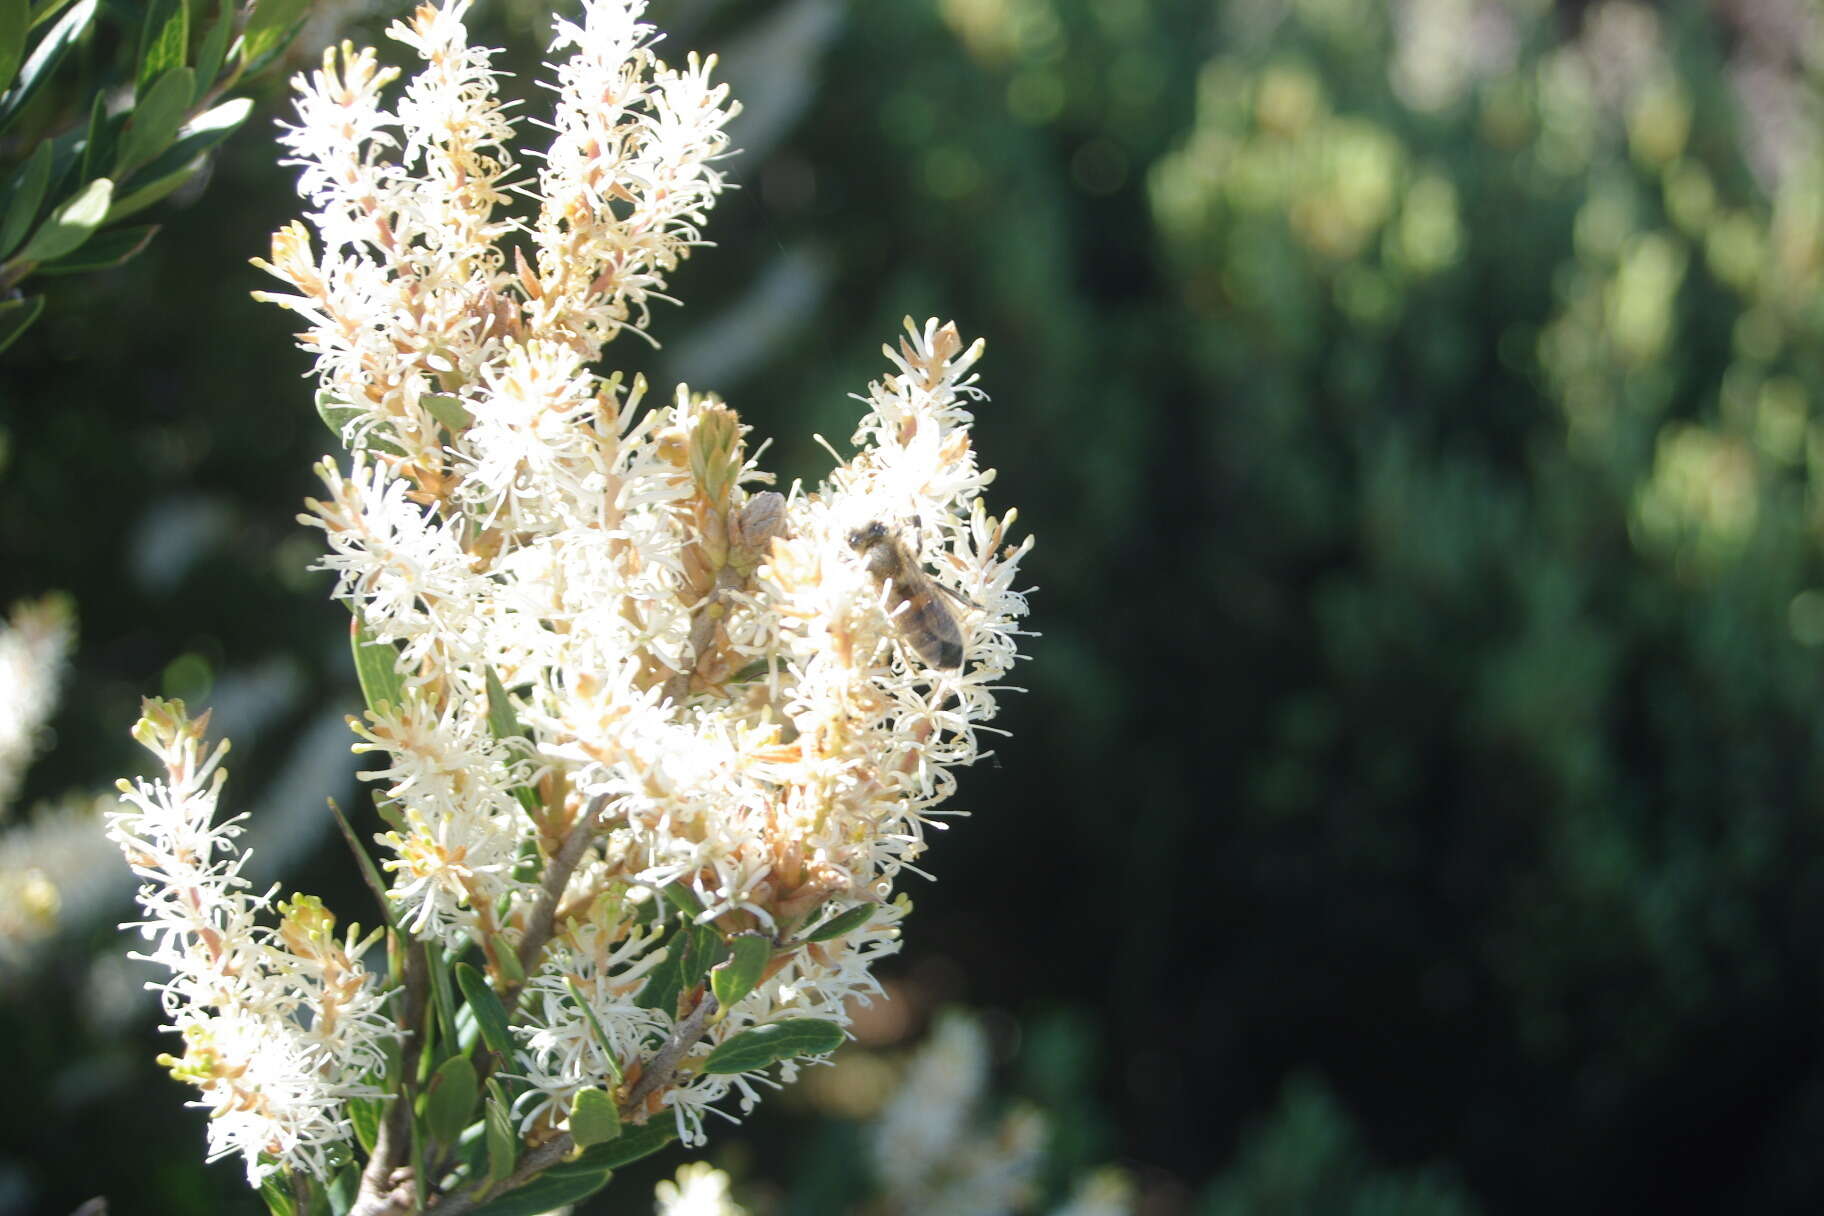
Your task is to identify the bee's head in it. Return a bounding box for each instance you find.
[847,520,888,553]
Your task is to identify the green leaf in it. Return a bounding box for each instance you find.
[14,175,109,264]
[324,1167,355,1216]
[136,0,186,92]
[566,1118,676,1171]
[711,932,771,1011]
[351,616,406,714]
[568,1087,621,1149]
[463,1165,614,1216]
[1,139,53,257]
[424,1055,479,1148]
[348,1095,383,1156]
[678,922,727,992]
[0,0,26,95]
[258,1172,296,1216]
[456,963,516,1062]
[0,0,96,136]
[490,933,525,986]
[36,222,156,274]
[661,882,705,920]
[564,976,624,1086]
[701,1018,845,1075]
[483,1085,517,1187]
[801,901,876,943]
[239,0,308,71]
[484,665,521,740]
[424,392,472,433]
[116,66,196,176]
[633,931,683,1016]
[0,292,42,354]
[105,155,200,223]
[78,89,113,185]
[114,95,250,206]
[193,0,231,92]
[326,797,395,930]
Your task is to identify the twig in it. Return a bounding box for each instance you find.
[510,793,609,995]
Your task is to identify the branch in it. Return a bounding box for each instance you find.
[510,793,609,995]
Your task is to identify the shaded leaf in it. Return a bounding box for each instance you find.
[1,139,54,257]
[424,1055,479,1148]
[193,0,231,92]
[0,293,42,354]
[567,1118,677,1171]
[0,0,96,135]
[483,1085,517,1188]
[800,901,875,943]
[464,1168,615,1216]
[36,222,156,275]
[0,0,25,93]
[116,66,196,176]
[701,1018,845,1075]
[456,963,516,1062]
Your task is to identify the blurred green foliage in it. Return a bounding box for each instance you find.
[10,0,1824,1212]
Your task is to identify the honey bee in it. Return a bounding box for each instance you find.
[847,519,967,670]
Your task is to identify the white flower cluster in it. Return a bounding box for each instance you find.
[251,0,1030,1160]
[0,594,72,813]
[110,701,391,1182]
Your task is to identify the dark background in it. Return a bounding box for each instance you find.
[7,0,1824,1211]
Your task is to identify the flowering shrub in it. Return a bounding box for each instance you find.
[109,2,1030,1212]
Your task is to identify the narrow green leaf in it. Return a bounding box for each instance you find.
[136,0,186,92]
[426,940,460,1051]
[568,1087,621,1149]
[490,933,525,986]
[36,222,156,274]
[0,0,96,136]
[483,665,521,740]
[78,89,112,185]
[455,963,515,1061]
[424,1055,479,1148]
[710,932,771,1011]
[105,155,200,223]
[661,882,705,920]
[677,922,727,992]
[350,616,406,714]
[564,976,624,1086]
[258,1172,295,1216]
[800,901,876,943]
[701,1018,845,1075]
[1,139,53,257]
[483,1085,517,1187]
[0,0,27,95]
[116,66,196,176]
[325,797,394,930]
[633,932,683,1016]
[424,392,472,433]
[26,0,80,33]
[348,1095,382,1156]
[0,293,43,353]
[323,1167,355,1216]
[193,0,231,92]
[15,175,110,264]
[115,95,250,204]
[463,1166,614,1216]
[239,0,308,70]
[566,1118,677,1171]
